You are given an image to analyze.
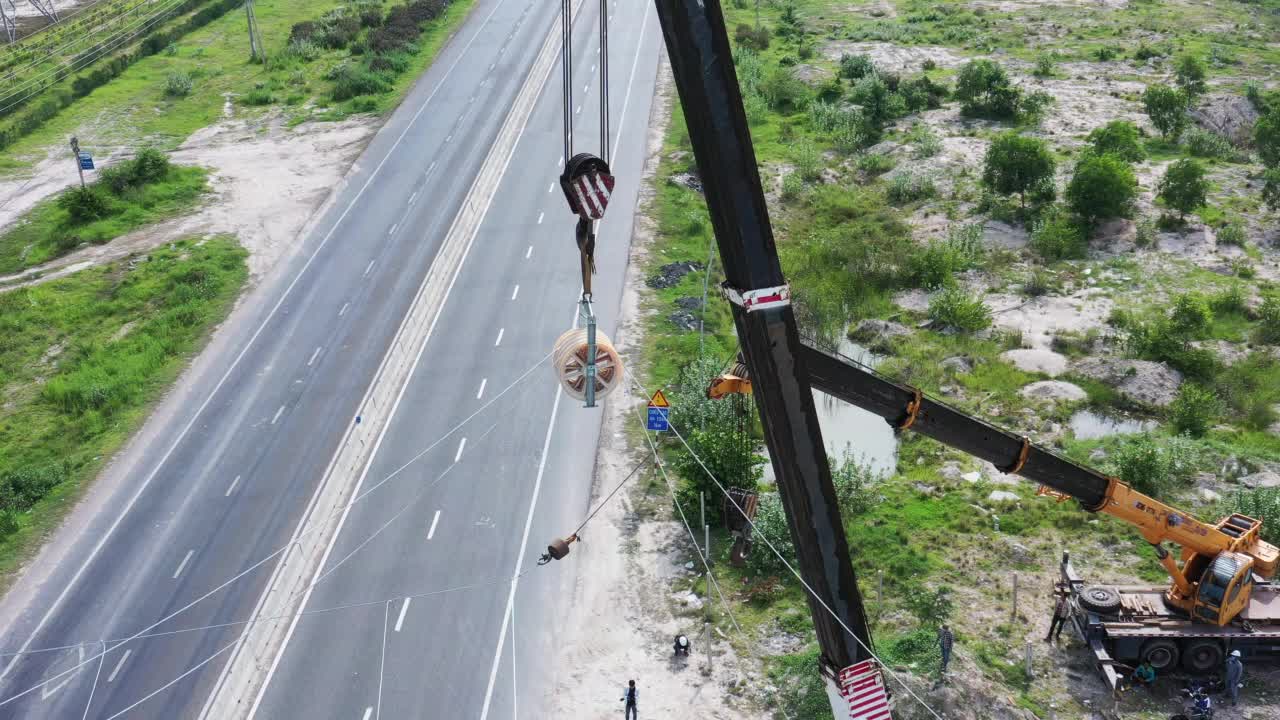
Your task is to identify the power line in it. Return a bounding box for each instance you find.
[627,374,945,720]
[0,350,553,707]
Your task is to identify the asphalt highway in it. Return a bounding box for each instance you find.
[0,0,660,715]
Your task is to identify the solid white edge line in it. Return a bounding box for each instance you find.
[393,598,411,633]
[172,551,194,580]
[339,302,350,317]
[364,260,376,276]
[362,707,373,720]
[427,510,441,540]
[225,475,241,497]
[106,650,130,684]
[307,347,321,367]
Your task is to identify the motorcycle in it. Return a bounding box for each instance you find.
[1171,681,1214,720]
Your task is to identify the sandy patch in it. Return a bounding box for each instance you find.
[819,42,966,72]
[1001,348,1068,376]
[987,289,1113,349]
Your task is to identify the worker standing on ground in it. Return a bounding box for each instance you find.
[621,679,638,719]
[937,624,954,675]
[1045,591,1067,644]
[1225,650,1244,706]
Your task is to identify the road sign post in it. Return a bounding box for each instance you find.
[69,136,85,187]
[646,389,670,432]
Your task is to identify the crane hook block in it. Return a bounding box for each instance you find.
[559,153,615,220]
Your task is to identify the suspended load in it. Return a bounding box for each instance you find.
[552,328,623,401]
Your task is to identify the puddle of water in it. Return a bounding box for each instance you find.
[815,341,897,477]
[1069,410,1155,440]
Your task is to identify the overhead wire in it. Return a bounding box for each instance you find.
[626,373,946,720]
[0,349,553,707]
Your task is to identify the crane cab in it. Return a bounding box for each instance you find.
[1188,552,1255,626]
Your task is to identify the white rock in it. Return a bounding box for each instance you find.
[962,471,982,483]
[1001,348,1068,377]
[988,490,1021,503]
[684,592,704,610]
[1020,380,1088,402]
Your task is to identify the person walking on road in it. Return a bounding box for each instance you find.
[1046,592,1068,644]
[1225,650,1244,706]
[938,624,954,675]
[621,679,638,719]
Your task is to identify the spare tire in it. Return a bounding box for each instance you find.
[1079,585,1122,614]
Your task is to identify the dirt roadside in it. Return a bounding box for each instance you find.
[546,58,772,719]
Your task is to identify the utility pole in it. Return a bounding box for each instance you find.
[245,0,264,63]
[650,0,875,712]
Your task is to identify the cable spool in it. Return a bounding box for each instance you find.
[552,328,623,401]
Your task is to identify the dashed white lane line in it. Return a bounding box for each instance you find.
[454,437,467,463]
[271,405,285,425]
[583,83,588,94]
[409,191,419,205]
[476,378,487,399]
[547,182,554,193]
[307,346,322,366]
[591,63,596,73]
[225,475,241,497]
[339,302,350,317]
[393,598,411,633]
[494,328,504,346]
[364,260,376,276]
[388,224,398,236]
[525,245,533,259]
[446,133,453,143]
[575,105,582,114]
[537,211,544,224]
[425,161,437,179]
[106,650,131,683]
[511,285,519,300]
[172,550,194,580]
[427,510,441,540]
[558,156,563,167]
[362,708,372,720]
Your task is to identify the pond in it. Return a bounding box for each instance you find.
[814,342,898,477]
[1069,410,1156,440]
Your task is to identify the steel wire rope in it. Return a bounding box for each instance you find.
[0,0,190,116]
[625,373,947,720]
[0,0,155,85]
[0,349,553,707]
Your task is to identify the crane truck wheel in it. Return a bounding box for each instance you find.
[1078,585,1121,614]
[1180,639,1224,673]
[1140,638,1180,672]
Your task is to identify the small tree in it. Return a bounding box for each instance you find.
[1169,383,1221,438]
[982,132,1056,208]
[1264,167,1280,212]
[1158,159,1209,221]
[955,59,1020,119]
[1256,110,1280,168]
[850,73,893,127]
[1174,55,1208,99]
[1143,84,1189,139]
[1066,153,1137,223]
[838,53,876,80]
[1087,120,1145,162]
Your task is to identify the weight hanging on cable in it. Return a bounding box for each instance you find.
[552,328,623,401]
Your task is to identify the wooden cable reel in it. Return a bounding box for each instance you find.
[552,328,623,401]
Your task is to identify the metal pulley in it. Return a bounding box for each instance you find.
[552,327,623,401]
[559,153,615,220]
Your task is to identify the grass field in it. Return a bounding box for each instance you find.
[0,236,247,585]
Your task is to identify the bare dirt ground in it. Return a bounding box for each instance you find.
[0,113,376,289]
[548,58,770,720]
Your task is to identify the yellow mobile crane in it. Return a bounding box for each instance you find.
[709,350,1280,686]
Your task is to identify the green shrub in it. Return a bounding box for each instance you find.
[57,186,110,224]
[1109,434,1198,496]
[857,152,895,176]
[1067,153,1137,223]
[761,67,811,112]
[285,38,322,61]
[1184,128,1243,162]
[808,99,842,132]
[1233,488,1280,545]
[910,222,983,288]
[1135,217,1157,248]
[781,172,804,201]
[850,73,897,126]
[242,88,275,106]
[982,131,1055,208]
[928,285,991,332]
[1033,53,1054,77]
[1169,383,1221,437]
[1029,206,1086,261]
[1169,293,1212,337]
[1087,120,1145,162]
[1258,295,1280,344]
[885,171,936,204]
[1265,168,1280,212]
[830,453,881,516]
[1209,284,1247,315]
[1143,84,1189,139]
[1174,54,1208,99]
[1215,222,1246,247]
[832,110,877,153]
[899,75,949,112]
[747,492,795,575]
[793,140,822,182]
[955,59,1020,119]
[1022,270,1052,297]
[330,64,391,101]
[1158,159,1209,221]
[839,53,876,80]
[1256,110,1280,168]
[734,23,770,51]
[906,585,955,627]
[164,72,193,98]
[1094,46,1118,61]
[908,123,942,158]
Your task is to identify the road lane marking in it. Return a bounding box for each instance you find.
[409,191,418,205]
[537,211,543,224]
[494,328,504,346]
[547,182,554,193]
[393,598,411,633]
[425,161,438,180]
[427,510,441,540]
[364,260,376,276]
[339,302,350,317]
[583,83,588,94]
[173,550,194,580]
[511,285,519,300]
[362,709,372,720]
[591,63,596,73]
[575,105,581,114]
[106,650,131,683]
[558,156,563,167]
[476,378,487,399]
[5,0,526,693]
[307,347,322,366]
[454,437,466,463]
[388,223,398,236]
[226,475,241,497]
[526,245,533,259]
[271,405,285,425]
[446,133,453,143]
[489,61,495,71]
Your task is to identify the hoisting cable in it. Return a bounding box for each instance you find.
[537,454,651,564]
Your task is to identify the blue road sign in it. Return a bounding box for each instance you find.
[78,152,94,170]
[647,406,669,432]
